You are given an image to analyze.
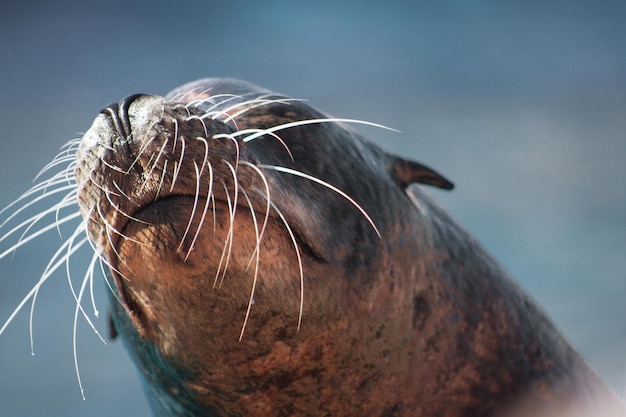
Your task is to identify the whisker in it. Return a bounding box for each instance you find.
[105,186,151,226]
[170,135,186,192]
[213,182,232,288]
[238,188,261,341]
[126,114,163,173]
[169,85,209,103]
[210,189,217,234]
[0,183,76,230]
[222,98,306,125]
[100,156,132,175]
[33,143,79,181]
[266,195,305,330]
[177,161,202,255]
[97,204,125,265]
[99,257,130,312]
[261,165,381,238]
[0,220,86,345]
[127,132,158,175]
[239,162,271,271]
[194,94,245,117]
[140,139,169,192]
[171,118,180,155]
[87,252,101,317]
[64,234,106,339]
[71,244,106,400]
[210,133,241,170]
[214,179,236,289]
[0,211,81,260]
[194,136,210,179]
[242,117,399,143]
[218,162,239,288]
[53,190,79,238]
[185,93,242,111]
[185,162,213,262]
[34,158,76,186]
[0,165,76,217]
[87,172,121,199]
[173,103,192,118]
[111,180,140,208]
[154,160,169,202]
[214,130,293,161]
[185,115,209,138]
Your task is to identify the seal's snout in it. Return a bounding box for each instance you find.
[99,93,147,140]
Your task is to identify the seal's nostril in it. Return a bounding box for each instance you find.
[118,93,147,138]
[100,93,147,139]
[100,104,124,139]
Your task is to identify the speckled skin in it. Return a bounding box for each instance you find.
[76,79,622,416]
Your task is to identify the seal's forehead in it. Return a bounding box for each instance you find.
[165,77,274,104]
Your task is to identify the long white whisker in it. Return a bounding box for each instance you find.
[64,235,106,341]
[170,134,186,192]
[53,190,79,238]
[128,131,158,175]
[260,165,381,238]
[242,118,399,143]
[194,136,210,179]
[169,85,211,103]
[73,248,105,401]
[0,184,76,230]
[0,177,75,220]
[0,212,81,260]
[33,150,78,183]
[29,223,89,354]
[211,133,241,170]
[185,163,213,262]
[87,252,100,317]
[0,222,85,342]
[221,98,306,125]
[184,116,209,138]
[87,172,121,199]
[99,258,129,312]
[186,93,243,112]
[13,191,76,245]
[266,197,305,331]
[219,162,239,288]
[99,156,131,175]
[140,139,167,192]
[178,161,202,254]
[238,188,260,341]
[214,130,294,162]
[154,160,169,202]
[214,182,232,288]
[239,162,271,271]
[104,187,150,226]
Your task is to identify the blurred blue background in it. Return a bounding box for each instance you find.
[1,1,625,416]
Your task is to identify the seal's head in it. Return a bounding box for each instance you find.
[72,78,622,417]
[76,78,454,415]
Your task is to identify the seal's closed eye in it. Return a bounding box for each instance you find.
[388,155,455,190]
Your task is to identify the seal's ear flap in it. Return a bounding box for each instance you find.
[389,156,454,190]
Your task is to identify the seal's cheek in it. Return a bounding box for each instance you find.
[110,196,306,356]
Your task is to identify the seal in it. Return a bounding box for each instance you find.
[2,78,623,416]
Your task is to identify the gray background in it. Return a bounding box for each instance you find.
[1,1,625,416]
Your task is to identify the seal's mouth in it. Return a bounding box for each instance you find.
[76,92,255,258]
